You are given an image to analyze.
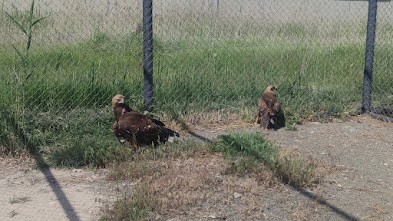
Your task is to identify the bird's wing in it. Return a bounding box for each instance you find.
[124,103,133,112]
[272,99,281,113]
[262,94,277,108]
[151,118,166,127]
[258,97,268,111]
[118,112,160,135]
[263,94,281,113]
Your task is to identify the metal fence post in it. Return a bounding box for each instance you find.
[143,0,154,111]
[362,0,378,113]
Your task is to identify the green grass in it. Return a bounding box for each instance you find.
[155,42,365,116]
[0,33,383,167]
[1,12,393,167]
[210,133,317,187]
[100,184,157,221]
[7,107,130,167]
[1,38,367,112]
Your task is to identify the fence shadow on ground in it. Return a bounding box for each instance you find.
[184,122,360,221]
[186,130,213,143]
[176,117,213,144]
[6,114,81,221]
[296,187,360,221]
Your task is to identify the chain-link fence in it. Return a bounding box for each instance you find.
[0,1,392,161]
[370,1,393,120]
[150,0,392,120]
[1,0,145,158]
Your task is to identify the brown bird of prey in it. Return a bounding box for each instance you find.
[255,85,285,130]
[111,94,179,149]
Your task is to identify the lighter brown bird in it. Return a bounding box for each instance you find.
[255,85,285,130]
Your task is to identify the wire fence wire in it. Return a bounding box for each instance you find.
[371,1,393,119]
[0,1,392,159]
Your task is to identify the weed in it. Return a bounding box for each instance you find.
[210,133,317,187]
[286,123,298,131]
[100,184,157,221]
[273,151,317,187]
[2,0,46,156]
[9,210,19,218]
[4,0,46,79]
[107,140,209,181]
[9,196,31,204]
[223,156,261,176]
[210,133,279,165]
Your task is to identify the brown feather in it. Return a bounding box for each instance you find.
[111,94,179,148]
[256,85,285,130]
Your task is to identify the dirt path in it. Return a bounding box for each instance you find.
[0,115,392,221]
[265,116,393,221]
[188,115,393,220]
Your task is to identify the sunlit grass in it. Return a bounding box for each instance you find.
[1,1,393,166]
[1,31,391,166]
[210,133,318,187]
[100,184,157,221]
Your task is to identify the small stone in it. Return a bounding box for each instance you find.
[233,192,242,199]
[208,214,217,219]
[215,175,223,183]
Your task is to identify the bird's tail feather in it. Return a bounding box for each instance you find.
[158,126,179,143]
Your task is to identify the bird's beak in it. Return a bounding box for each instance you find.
[118,99,124,103]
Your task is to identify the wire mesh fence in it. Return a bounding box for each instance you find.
[152,0,371,115]
[1,0,145,159]
[0,1,392,163]
[371,1,393,119]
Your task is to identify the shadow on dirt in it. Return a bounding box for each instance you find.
[187,124,360,221]
[186,130,213,143]
[5,112,81,221]
[297,187,360,221]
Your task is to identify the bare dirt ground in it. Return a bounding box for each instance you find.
[265,115,393,221]
[0,115,392,221]
[0,160,113,221]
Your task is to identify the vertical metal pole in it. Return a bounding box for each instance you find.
[143,0,154,110]
[362,0,378,113]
